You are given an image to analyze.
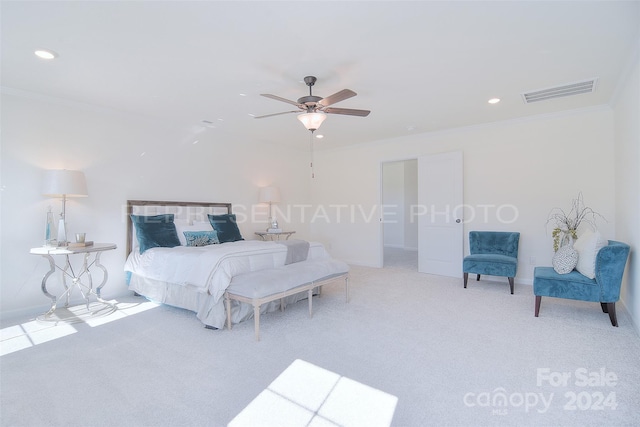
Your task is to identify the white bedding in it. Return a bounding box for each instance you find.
[124,240,331,322]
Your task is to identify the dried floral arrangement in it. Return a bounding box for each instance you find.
[546,192,605,252]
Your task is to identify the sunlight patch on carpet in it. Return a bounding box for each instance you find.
[0,300,160,356]
[228,359,398,427]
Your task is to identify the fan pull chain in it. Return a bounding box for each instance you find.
[309,130,315,179]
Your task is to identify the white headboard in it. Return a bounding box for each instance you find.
[126,200,232,258]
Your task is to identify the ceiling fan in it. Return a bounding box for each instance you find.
[255,76,371,131]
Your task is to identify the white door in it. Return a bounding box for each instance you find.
[418,151,463,277]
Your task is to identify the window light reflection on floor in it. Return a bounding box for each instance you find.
[229,359,398,427]
[0,300,159,356]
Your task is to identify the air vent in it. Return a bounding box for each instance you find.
[522,78,598,104]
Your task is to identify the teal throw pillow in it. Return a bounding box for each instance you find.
[207,214,244,243]
[131,214,181,254]
[184,230,219,247]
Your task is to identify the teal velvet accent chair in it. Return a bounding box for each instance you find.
[463,231,520,294]
[534,240,630,327]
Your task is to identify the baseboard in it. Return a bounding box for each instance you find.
[619,299,640,336]
[0,303,50,322]
[383,245,418,251]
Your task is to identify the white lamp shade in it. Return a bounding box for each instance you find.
[42,170,88,197]
[297,112,326,131]
[259,186,281,203]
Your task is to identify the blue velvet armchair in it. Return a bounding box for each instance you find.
[463,231,520,294]
[534,240,630,327]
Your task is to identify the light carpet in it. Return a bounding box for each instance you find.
[1,264,639,427]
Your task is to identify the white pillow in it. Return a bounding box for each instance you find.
[175,221,214,246]
[573,230,607,279]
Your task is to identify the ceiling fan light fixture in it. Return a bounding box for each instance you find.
[297,112,326,131]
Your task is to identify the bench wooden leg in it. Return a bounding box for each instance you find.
[225,292,232,330]
[345,276,350,303]
[254,304,261,341]
[308,288,313,317]
[535,296,541,317]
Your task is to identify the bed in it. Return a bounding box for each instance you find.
[124,200,349,329]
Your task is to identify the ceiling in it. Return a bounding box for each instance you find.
[2,1,639,151]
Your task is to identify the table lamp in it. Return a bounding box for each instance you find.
[259,186,281,232]
[42,169,88,246]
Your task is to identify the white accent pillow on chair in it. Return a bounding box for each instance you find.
[573,230,607,279]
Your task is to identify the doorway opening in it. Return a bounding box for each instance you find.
[381,159,418,270]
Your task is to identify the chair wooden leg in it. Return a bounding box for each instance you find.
[508,277,514,294]
[476,274,481,281]
[606,303,618,327]
[535,296,541,317]
[600,302,608,313]
[463,272,468,288]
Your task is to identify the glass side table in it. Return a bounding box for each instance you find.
[254,231,296,241]
[30,243,117,322]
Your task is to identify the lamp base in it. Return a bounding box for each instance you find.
[57,218,67,246]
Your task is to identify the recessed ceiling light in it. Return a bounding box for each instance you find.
[488,98,501,104]
[315,134,324,139]
[34,49,57,60]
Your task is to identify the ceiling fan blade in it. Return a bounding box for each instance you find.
[261,93,304,108]
[323,107,371,117]
[318,89,357,107]
[253,110,300,119]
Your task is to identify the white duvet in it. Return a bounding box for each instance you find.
[124,240,328,305]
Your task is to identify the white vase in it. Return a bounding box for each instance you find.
[560,232,575,248]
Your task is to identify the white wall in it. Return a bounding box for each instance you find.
[613,44,640,334]
[2,87,632,320]
[310,107,617,285]
[0,91,311,317]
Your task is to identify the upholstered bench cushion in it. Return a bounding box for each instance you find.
[533,266,600,302]
[228,259,349,299]
[463,254,517,277]
[225,259,350,340]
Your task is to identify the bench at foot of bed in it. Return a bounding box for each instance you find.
[224,260,349,341]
